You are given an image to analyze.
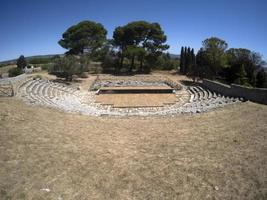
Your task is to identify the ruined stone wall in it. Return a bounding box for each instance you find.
[203,79,267,105]
[0,74,29,96]
[90,75,182,91]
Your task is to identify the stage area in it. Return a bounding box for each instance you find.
[95,93,178,108]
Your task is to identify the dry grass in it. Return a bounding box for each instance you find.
[0,97,267,200]
[31,71,57,80]
[0,65,16,74]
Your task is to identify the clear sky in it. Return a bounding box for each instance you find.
[1,0,267,61]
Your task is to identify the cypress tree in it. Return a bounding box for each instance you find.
[185,47,191,74]
[191,48,195,63]
[180,47,184,73]
[190,48,198,81]
[196,48,205,78]
[191,48,196,72]
[17,55,27,69]
[184,47,187,74]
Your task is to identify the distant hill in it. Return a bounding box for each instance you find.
[0,54,62,66]
[169,54,179,59]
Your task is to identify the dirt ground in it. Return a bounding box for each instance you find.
[95,93,177,107]
[0,97,267,200]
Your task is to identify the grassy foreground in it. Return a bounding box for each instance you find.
[0,98,267,199]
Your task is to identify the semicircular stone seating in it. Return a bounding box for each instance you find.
[182,85,241,113]
[17,78,242,116]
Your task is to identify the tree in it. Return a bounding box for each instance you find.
[225,48,251,83]
[17,55,27,69]
[225,48,265,86]
[136,47,147,72]
[247,52,264,86]
[188,48,197,81]
[180,46,195,75]
[124,45,148,72]
[256,68,267,88]
[196,48,209,78]
[200,37,228,78]
[51,56,80,81]
[79,54,91,73]
[196,42,266,87]
[183,47,187,74]
[179,46,184,73]
[153,52,178,70]
[191,48,196,67]
[234,64,248,86]
[112,21,169,73]
[59,20,107,55]
[185,47,192,74]
[89,39,115,62]
[8,67,23,77]
[112,26,130,70]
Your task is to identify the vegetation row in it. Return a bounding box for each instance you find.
[5,20,267,88]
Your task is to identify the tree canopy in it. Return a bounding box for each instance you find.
[194,38,266,87]
[55,20,267,87]
[225,48,266,86]
[50,56,79,81]
[58,21,107,55]
[112,21,169,72]
[179,46,196,76]
[256,68,267,88]
[200,37,228,78]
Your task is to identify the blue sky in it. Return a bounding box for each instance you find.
[0,0,267,61]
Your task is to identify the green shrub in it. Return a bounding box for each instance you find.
[49,56,80,81]
[41,63,54,71]
[80,55,91,72]
[28,57,53,64]
[8,67,23,77]
[101,55,118,73]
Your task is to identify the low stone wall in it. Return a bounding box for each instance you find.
[0,74,29,96]
[0,83,13,96]
[24,67,42,74]
[91,75,182,91]
[203,79,267,105]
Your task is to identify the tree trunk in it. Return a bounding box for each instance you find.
[129,55,135,72]
[120,55,124,70]
[140,56,143,72]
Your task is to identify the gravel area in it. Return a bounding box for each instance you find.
[92,80,169,90]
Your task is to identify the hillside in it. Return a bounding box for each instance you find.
[0,54,62,66]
